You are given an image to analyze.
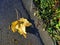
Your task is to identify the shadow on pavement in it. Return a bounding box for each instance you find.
[20,0,44,45]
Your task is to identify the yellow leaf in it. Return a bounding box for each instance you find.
[9,18,32,38]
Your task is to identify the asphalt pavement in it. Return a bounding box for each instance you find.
[0,0,44,45]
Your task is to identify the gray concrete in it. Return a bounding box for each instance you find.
[22,0,54,45]
[0,0,44,45]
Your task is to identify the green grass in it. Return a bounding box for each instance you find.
[33,0,60,44]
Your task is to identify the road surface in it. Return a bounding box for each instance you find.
[0,0,44,45]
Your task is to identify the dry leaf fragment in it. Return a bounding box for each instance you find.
[9,18,32,38]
